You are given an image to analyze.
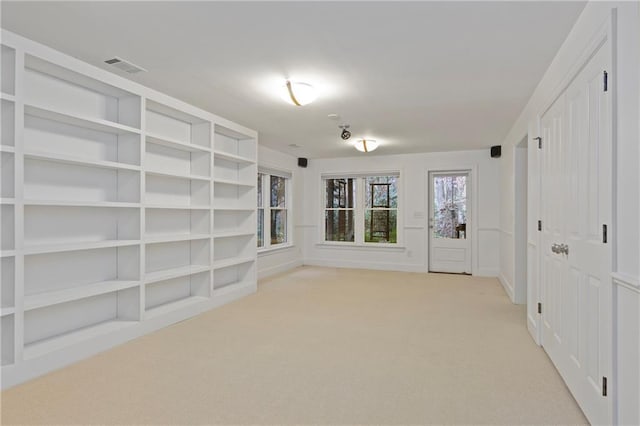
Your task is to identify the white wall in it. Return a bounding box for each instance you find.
[301,149,501,275]
[498,2,640,424]
[256,145,304,279]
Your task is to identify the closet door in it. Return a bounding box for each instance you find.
[540,41,612,425]
[540,94,566,372]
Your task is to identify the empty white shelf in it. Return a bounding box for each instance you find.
[213,207,254,212]
[24,150,141,171]
[24,320,137,360]
[144,234,210,244]
[146,133,211,153]
[213,280,253,295]
[145,169,210,182]
[24,199,140,208]
[145,296,208,320]
[24,104,141,135]
[24,280,141,312]
[213,257,255,270]
[145,265,210,284]
[213,230,255,239]
[144,204,211,210]
[0,198,15,205]
[0,306,15,317]
[213,178,255,187]
[23,240,140,255]
[213,150,255,164]
[0,92,16,102]
[0,250,16,258]
[0,145,15,153]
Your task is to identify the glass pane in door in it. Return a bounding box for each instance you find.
[432,174,467,239]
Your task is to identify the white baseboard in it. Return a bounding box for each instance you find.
[498,272,515,302]
[303,258,426,273]
[475,267,499,277]
[527,315,540,346]
[258,259,304,279]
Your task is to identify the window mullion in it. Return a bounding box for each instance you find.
[355,178,364,244]
[286,177,291,246]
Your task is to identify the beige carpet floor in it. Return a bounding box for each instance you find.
[1,266,587,425]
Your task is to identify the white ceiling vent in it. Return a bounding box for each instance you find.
[104,57,147,74]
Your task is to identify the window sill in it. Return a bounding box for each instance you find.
[315,242,406,251]
[258,244,295,255]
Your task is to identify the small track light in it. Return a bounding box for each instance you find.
[339,124,351,140]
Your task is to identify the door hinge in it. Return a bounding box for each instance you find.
[534,137,542,149]
[602,376,608,396]
[538,220,542,231]
[537,302,542,314]
[603,224,608,244]
[603,71,608,92]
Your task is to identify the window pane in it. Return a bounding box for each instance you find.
[366,176,397,208]
[257,173,263,207]
[365,210,397,243]
[271,209,287,244]
[325,178,355,208]
[257,208,264,247]
[433,175,467,239]
[270,176,286,208]
[325,210,354,242]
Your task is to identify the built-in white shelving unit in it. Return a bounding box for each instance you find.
[212,126,257,292]
[0,30,258,388]
[1,42,17,369]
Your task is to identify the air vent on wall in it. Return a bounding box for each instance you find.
[104,56,147,74]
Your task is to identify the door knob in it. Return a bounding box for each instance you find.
[552,243,569,255]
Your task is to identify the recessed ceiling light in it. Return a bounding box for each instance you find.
[281,80,316,106]
[327,113,339,120]
[288,143,301,148]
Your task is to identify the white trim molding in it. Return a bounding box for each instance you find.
[258,259,304,280]
[612,272,640,294]
[304,258,426,273]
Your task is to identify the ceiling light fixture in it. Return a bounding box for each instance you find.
[354,139,379,153]
[339,124,351,140]
[282,80,316,106]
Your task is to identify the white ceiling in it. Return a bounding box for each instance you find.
[1,1,585,158]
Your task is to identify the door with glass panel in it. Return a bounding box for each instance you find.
[428,171,471,274]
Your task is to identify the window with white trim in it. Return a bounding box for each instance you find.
[258,168,291,249]
[323,173,400,245]
[365,175,398,243]
[325,178,355,242]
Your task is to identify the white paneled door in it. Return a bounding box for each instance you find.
[428,171,471,274]
[540,39,612,425]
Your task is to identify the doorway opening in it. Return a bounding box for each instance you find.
[428,171,471,274]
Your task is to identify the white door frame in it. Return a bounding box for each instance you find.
[527,117,543,346]
[514,136,528,304]
[426,164,478,275]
